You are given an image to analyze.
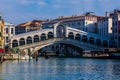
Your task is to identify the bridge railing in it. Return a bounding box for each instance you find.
[14,37,103,51]
[62,38,103,50]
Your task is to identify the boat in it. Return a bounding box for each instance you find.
[45,55,49,59]
[109,53,120,59]
[20,55,32,60]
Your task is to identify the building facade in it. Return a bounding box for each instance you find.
[4,22,15,47]
[15,20,42,35]
[42,12,102,33]
[98,17,112,37]
[109,9,120,48]
[0,13,4,52]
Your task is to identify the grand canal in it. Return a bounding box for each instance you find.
[0,58,120,80]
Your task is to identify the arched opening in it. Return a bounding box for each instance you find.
[96,39,101,46]
[68,32,74,39]
[82,35,88,42]
[41,33,46,40]
[103,40,108,47]
[19,38,25,46]
[48,32,53,39]
[12,40,18,47]
[89,37,94,44]
[75,34,81,41]
[26,36,32,44]
[34,35,39,42]
[56,25,65,38]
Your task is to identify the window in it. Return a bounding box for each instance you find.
[72,23,74,26]
[0,32,1,36]
[6,37,9,43]
[83,22,84,25]
[113,28,114,33]
[113,22,114,26]
[83,28,84,31]
[74,23,76,26]
[0,16,1,20]
[11,28,14,34]
[116,21,118,26]
[86,28,87,32]
[6,28,9,34]
[115,28,117,33]
[77,22,81,26]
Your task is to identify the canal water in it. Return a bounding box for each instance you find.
[0,58,120,80]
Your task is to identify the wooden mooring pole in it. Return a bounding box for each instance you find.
[0,54,3,63]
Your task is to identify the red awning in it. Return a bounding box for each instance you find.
[0,48,4,53]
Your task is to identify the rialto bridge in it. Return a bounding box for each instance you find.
[10,22,109,55]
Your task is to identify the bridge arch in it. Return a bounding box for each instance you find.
[89,37,94,44]
[103,40,108,47]
[26,36,32,44]
[41,33,46,40]
[82,35,88,42]
[75,34,81,40]
[12,40,18,47]
[19,38,25,46]
[56,24,66,38]
[34,35,39,42]
[47,32,54,39]
[68,32,74,39]
[33,40,84,54]
[96,39,101,46]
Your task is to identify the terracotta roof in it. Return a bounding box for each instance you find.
[16,20,42,27]
[32,20,43,23]
[16,22,31,27]
[43,15,104,24]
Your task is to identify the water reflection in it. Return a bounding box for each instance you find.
[0,58,120,80]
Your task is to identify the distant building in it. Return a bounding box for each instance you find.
[4,22,15,47]
[97,17,112,37]
[15,20,42,34]
[110,9,120,48]
[0,13,5,52]
[42,12,103,33]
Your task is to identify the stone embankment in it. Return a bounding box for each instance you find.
[0,53,32,61]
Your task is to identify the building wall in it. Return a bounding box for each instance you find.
[110,10,120,48]
[42,15,98,33]
[0,13,4,49]
[4,22,15,47]
[15,27,26,35]
[98,17,112,37]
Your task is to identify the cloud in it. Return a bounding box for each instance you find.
[18,0,33,5]
[1,0,120,24]
[38,1,47,6]
[17,0,47,6]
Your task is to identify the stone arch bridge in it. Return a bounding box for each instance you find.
[10,22,109,54]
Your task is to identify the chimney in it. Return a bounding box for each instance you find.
[105,11,109,17]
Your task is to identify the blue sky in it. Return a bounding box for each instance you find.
[0,0,120,24]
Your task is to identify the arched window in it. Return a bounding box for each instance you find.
[82,35,88,42]
[68,32,74,39]
[12,40,18,47]
[48,32,53,39]
[56,25,66,38]
[19,38,25,46]
[34,35,39,42]
[75,34,81,40]
[26,36,32,44]
[41,33,46,40]
[96,39,101,46]
[103,40,108,47]
[89,37,94,44]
